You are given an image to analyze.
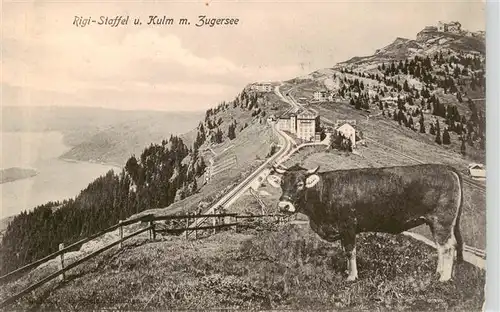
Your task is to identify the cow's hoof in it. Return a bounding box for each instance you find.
[346,275,357,282]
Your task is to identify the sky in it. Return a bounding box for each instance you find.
[2,0,486,112]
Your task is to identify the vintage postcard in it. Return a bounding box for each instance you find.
[0,1,492,311]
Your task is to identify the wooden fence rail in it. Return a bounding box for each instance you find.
[155,223,238,234]
[0,214,151,285]
[0,225,152,309]
[0,213,237,285]
[150,212,237,221]
[0,212,285,309]
[235,214,288,219]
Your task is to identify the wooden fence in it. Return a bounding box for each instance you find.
[0,212,285,309]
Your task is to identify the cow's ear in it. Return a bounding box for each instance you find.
[305,174,320,188]
[267,174,282,188]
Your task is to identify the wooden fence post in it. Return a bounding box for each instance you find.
[212,215,217,235]
[185,216,189,240]
[58,243,65,282]
[194,211,199,239]
[119,220,123,249]
[149,221,156,240]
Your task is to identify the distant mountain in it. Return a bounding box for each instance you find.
[336,26,485,69]
[2,106,204,166]
[283,22,486,164]
[0,167,38,184]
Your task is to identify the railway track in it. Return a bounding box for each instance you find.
[464,245,486,259]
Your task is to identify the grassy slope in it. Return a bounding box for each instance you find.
[131,116,279,219]
[1,225,484,311]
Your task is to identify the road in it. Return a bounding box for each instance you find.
[281,85,486,265]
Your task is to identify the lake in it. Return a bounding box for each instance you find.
[1,131,120,219]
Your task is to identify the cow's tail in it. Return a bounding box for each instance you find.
[452,167,464,263]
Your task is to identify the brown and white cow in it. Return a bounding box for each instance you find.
[266,163,464,282]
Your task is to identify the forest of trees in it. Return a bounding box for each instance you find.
[0,83,273,275]
[339,49,485,153]
[0,135,206,274]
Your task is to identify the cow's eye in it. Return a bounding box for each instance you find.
[297,181,304,188]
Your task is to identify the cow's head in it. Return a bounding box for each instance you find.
[266,163,320,214]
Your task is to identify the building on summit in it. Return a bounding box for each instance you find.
[437,21,461,33]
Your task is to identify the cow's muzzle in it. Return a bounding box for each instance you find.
[278,201,296,213]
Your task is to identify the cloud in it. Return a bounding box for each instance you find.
[2,25,304,110]
[2,1,485,111]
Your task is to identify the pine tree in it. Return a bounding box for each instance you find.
[435,128,442,145]
[442,128,451,145]
[403,80,410,92]
[418,113,425,133]
[355,98,362,110]
[191,178,198,194]
[419,119,426,133]
[408,116,414,128]
[228,123,236,140]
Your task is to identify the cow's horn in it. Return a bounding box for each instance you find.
[272,164,286,174]
[307,166,320,174]
[277,163,288,170]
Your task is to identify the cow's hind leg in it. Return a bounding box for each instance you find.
[341,232,357,281]
[439,234,457,282]
[454,214,464,263]
[427,217,457,282]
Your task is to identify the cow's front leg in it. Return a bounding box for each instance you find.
[341,233,357,281]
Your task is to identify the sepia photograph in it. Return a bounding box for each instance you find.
[0,1,494,310]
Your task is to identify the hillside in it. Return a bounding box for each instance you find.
[0,225,484,310]
[0,84,285,275]
[288,23,486,164]
[278,24,486,251]
[0,167,38,184]
[0,23,487,311]
[1,106,204,166]
[338,28,485,67]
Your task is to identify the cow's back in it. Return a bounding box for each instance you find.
[309,164,461,233]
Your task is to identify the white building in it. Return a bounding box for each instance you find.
[296,110,319,141]
[437,21,462,33]
[468,163,486,179]
[336,123,357,148]
[276,109,320,141]
[251,83,273,93]
[313,91,329,102]
[277,112,294,132]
